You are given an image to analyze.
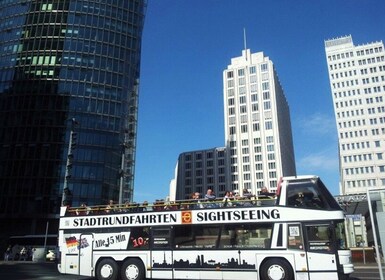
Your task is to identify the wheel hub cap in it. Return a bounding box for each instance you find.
[100,264,113,278]
[125,264,139,280]
[268,264,285,280]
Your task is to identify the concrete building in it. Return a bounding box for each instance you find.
[171,48,296,200]
[325,35,385,195]
[0,1,146,241]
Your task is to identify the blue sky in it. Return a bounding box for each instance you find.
[133,0,385,203]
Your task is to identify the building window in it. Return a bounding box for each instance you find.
[253,123,260,131]
[262,82,269,91]
[264,101,271,110]
[229,126,236,135]
[265,121,273,130]
[263,91,270,100]
[261,63,268,72]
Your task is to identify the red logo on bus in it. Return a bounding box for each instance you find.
[181,211,192,224]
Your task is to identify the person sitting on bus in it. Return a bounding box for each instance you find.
[191,192,204,209]
[222,190,234,207]
[105,199,116,213]
[204,188,217,208]
[153,199,165,211]
[257,187,276,205]
[232,193,241,206]
[140,201,151,211]
[76,203,90,215]
[303,192,324,209]
[164,201,178,210]
[293,192,305,207]
[258,186,275,198]
[121,201,132,213]
[241,189,255,206]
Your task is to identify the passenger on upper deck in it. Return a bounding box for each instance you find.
[204,188,216,200]
[258,186,276,199]
[141,201,151,211]
[105,199,116,213]
[153,199,165,211]
[204,188,217,208]
[260,186,269,195]
[76,203,91,215]
[241,189,255,206]
[121,201,133,213]
[191,192,203,209]
[223,190,233,207]
[243,188,253,199]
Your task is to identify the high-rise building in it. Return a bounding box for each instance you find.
[171,48,296,200]
[325,35,385,195]
[223,49,296,195]
[0,1,146,239]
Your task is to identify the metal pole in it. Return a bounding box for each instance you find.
[367,188,384,280]
[361,216,366,264]
[119,151,125,204]
[61,119,77,206]
[43,221,49,253]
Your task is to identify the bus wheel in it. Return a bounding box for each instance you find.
[260,258,293,280]
[120,258,145,280]
[96,259,119,280]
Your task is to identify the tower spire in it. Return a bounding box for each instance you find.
[243,28,247,51]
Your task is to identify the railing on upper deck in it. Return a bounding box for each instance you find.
[63,195,277,217]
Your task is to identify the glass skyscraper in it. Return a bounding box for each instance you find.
[0,0,146,239]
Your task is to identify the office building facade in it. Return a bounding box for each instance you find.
[223,49,296,195]
[171,147,227,200]
[0,1,146,238]
[325,35,385,195]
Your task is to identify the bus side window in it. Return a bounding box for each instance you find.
[306,225,333,252]
[174,225,195,248]
[174,225,219,249]
[219,224,272,249]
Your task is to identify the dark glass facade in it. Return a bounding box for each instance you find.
[0,0,146,240]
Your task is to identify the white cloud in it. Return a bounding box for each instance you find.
[297,112,336,136]
[297,149,339,172]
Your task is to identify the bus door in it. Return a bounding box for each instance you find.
[304,223,339,280]
[150,227,174,279]
[78,233,93,277]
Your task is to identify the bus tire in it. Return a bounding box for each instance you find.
[96,258,119,280]
[260,258,294,280]
[338,273,349,280]
[120,258,145,280]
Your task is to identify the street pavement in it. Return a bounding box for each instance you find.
[0,261,92,280]
[0,260,384,280]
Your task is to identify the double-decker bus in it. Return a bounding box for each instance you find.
[58,175,353,280]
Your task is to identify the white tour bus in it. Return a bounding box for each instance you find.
[58,175,353,280]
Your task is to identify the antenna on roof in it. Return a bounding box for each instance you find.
[243,28,247,51]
